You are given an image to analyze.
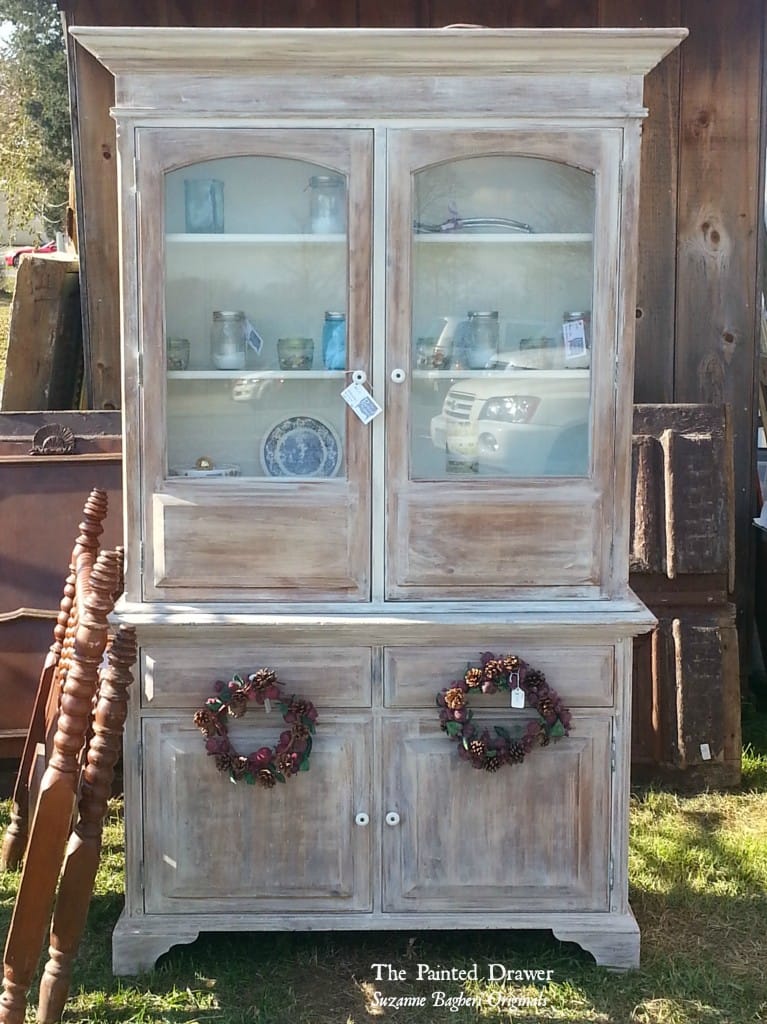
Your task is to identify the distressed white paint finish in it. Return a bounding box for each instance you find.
[70,26,686,78]
[72,26,684,974]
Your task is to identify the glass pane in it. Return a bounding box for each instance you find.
[410,155,594,479]
[164,155,348,481]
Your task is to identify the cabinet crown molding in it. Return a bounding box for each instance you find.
[69,26,688,80]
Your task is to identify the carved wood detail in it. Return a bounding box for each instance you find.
[38,625,137,1024]
[0,546,119,1024]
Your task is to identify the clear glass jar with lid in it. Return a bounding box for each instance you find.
[308,175,346,234]
[210,311,247,369]
[321,312,346,369]
[466,310,500,368]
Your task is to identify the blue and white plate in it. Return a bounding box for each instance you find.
[260,415,341,478]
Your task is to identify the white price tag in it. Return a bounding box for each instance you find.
[509,670,525,708]
[341,381,382,424]
[562,319,587,361]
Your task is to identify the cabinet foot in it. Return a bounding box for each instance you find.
[552,913,640,971]
[112,914,200,975]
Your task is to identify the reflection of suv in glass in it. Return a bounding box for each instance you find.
[429,365,591,477]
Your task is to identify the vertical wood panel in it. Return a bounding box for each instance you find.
[675,0,763,636]
[261,0,356,27]
[599,0,682,405]
[64,16,120,410]
[357,0,426,27]
[427,0,597,29]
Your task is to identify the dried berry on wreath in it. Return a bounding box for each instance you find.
[436,651,571,772]
[193,669,318,786]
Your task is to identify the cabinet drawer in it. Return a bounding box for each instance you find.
[141,642,373,708]
[385,644,613,708]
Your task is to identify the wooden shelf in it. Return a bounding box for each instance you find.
[165,232,345,244]
[166,369,347,380]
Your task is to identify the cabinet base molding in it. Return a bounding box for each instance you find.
[112,909,640,975]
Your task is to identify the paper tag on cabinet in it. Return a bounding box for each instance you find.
[509,670,525,708]
[562,318,587,361]
[341,381,382,424]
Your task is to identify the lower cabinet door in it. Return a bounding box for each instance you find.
[381,714,612,913]
[141,715,373,914]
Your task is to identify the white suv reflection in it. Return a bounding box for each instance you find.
[429,362,590,477]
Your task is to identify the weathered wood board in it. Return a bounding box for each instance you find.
[0,255,82,412]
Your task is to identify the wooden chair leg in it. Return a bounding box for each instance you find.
[0,550,119,1024]
[37,624,136,1024]
[0,489,108,872]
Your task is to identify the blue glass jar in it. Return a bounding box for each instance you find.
[322,312,346,370]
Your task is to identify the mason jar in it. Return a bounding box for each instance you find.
[210,310,247,370]
[308,175,346,234]
[466,310,500,369]
[321,312,346,369]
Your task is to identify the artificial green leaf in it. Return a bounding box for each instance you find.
[305,736,313,755]
[550,720,566,738]
[275,772,287,784]
[494,725,511,740]
[299,758,311,771]
[445,721,462,737]
[245,773,256,785]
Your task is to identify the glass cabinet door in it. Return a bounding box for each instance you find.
[135,129,372,601]
[386,129,622,598]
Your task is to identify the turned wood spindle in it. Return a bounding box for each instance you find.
[0,489,109,873]
[0,550,119,1024]
[37,625,137,1024]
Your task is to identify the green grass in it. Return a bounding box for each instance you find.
[1,714,766,1024]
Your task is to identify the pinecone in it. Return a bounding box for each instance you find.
[538,727,551,747]
[230,756,249,780]
[524,669,546,690]
[483,660,504,682]
[227,691,248,718]
[214,752,236,773]
[502,655,520,673]
[445,686,466,710]
[249,668,277,692]
[469,739,486,760]
[256,768,277,788]
[291,722,311,741]
[289,699,312,719]
[277,752,297,775]
[507,741,526,764]
[484,755,503,772]
[538,696,555,720]
[464,667,483,688]
[193,708,220,737]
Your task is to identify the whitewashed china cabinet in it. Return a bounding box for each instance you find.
[71,25,686,974]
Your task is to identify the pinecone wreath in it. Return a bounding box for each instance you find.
[436,651,572,772]
[193,670,319,787]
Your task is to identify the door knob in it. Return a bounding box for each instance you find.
[385,811,400,826]
[355,812,370,826]
[390,368,407,383]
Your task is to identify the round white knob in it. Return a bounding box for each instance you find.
[385,811,400,826]
[390,368,407,383]
[355,812,370,827]
[351,369,367,384]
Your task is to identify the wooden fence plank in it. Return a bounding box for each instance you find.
[0,256,82,412]
[599,0,682,404]
[674,0,763,648]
